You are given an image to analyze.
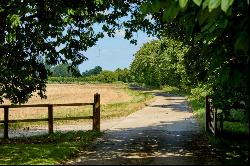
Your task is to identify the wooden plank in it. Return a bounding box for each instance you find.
[209,121,215,129]
[93,93,100,131]
[0,104,49,108]
[210,111,214,119]
[0,118,48,123]
[0,116,93,123]
[0,103,93,108]
[214,108,217,136]
[53,103,93,107]
[209,123,215,134]
[205,96,210,132]
[54,116,93,121]
[4,107,9,139]
[48,105,53,134]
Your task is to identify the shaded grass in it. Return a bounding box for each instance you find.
[0,131,102,165]
[188,97,249,165]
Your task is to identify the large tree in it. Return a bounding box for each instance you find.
[0,0,146,104]
[50,63,80,77]
[82,66,102,77]
[130,37,189,88]
[136,0,249,111]
[1,0,249,112]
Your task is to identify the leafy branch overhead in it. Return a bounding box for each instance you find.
[132,0,249,111]
[0,0,249,112]
[0,0,144,104]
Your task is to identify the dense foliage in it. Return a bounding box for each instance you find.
[134,0,249,113]
[115,68,133,83]
[130,38,189,88]
[82,66,102,77]
[1,0,249,114]
[48,67,132,84]
[50,64,80,77]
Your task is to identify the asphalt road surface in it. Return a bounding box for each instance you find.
[66,92,221,165]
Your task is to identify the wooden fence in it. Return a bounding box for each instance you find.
[0,93,100,139]
[205,96,218,136]
[205,95,247,137]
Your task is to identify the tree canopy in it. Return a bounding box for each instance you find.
[50,63,80,77]
[82,66,102,77]
[0,0,144,104]
[130,38,189,87]
[0,0,249,111]
[136,0,249,111]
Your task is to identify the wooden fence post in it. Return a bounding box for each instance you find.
[93,93,100,131]
[48,104,53,134]
[205,96,209,132]
[214,108,217,136]
[4,106,9,139]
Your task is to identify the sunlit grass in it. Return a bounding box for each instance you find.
[0,131,102,165]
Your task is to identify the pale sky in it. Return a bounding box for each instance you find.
[78,30,157,73]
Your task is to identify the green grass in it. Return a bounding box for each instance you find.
[0,131,102,165]
[101,84,154,119]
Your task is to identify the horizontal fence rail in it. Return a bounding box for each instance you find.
[0,93,100,139]
[0,103,93,108]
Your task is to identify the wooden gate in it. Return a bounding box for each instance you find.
[205,96,218,136]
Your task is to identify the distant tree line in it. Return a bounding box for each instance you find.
[47,64,132,83]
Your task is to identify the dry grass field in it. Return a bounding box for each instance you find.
[2,83,131,105]
[0,83,152,136]
[0,84,131,120]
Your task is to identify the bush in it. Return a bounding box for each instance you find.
[190,84,212,101]
[97,71,118,83]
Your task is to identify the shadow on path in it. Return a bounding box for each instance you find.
[66,120,221,165]
[65,89,222,165]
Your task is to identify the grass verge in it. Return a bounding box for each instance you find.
[163,85,249,165]
[0,130,102,165]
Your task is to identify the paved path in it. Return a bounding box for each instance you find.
[66,92,221,165]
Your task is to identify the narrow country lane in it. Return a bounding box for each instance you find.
[65,91,221,165]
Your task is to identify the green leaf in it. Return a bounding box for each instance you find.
[192,0,202,6]
[0,7,5,12]
[198,8,209,25]
[8,14,21,28]
[179,0,188,8]
[234,31,249,51]
[95,0,103,5]
[162,5,180,22]
[208,0,221,12]
[140,3,149,14]
[152,0,162,13]
[221,0,234,13]
[202,0,210,9]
